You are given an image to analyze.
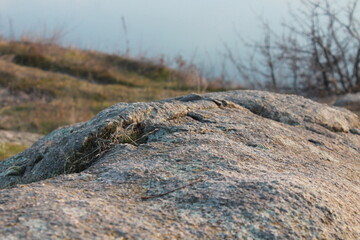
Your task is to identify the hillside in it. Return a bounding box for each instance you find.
[0,40,225,160]
[0,40,203,134]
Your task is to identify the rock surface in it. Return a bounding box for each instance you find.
[0,90,359,239]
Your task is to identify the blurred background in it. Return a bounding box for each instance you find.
[0,0,359,159]
[0,0,297,76]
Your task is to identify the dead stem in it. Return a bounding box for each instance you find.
[140,177,204,200]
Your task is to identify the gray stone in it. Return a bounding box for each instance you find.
[0,90,359,239]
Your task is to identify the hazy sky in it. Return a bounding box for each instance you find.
[0,0,298,71]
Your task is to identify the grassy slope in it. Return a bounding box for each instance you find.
[0,40,199,135]
[0,143,27,161]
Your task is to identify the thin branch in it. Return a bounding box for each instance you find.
[140,177,204,200]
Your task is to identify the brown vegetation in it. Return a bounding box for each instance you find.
[0,143,27,161]
[0,40,236,135]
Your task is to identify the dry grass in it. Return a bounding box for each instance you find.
[0,39,241,160]
[0,40,184,88]
[0,143,27,161]
[0,40,213,134]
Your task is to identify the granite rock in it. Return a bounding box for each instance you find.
[0,90,359,239]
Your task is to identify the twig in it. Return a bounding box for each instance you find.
[140,177,204,200]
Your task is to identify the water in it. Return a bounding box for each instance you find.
[0,0,297,80]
